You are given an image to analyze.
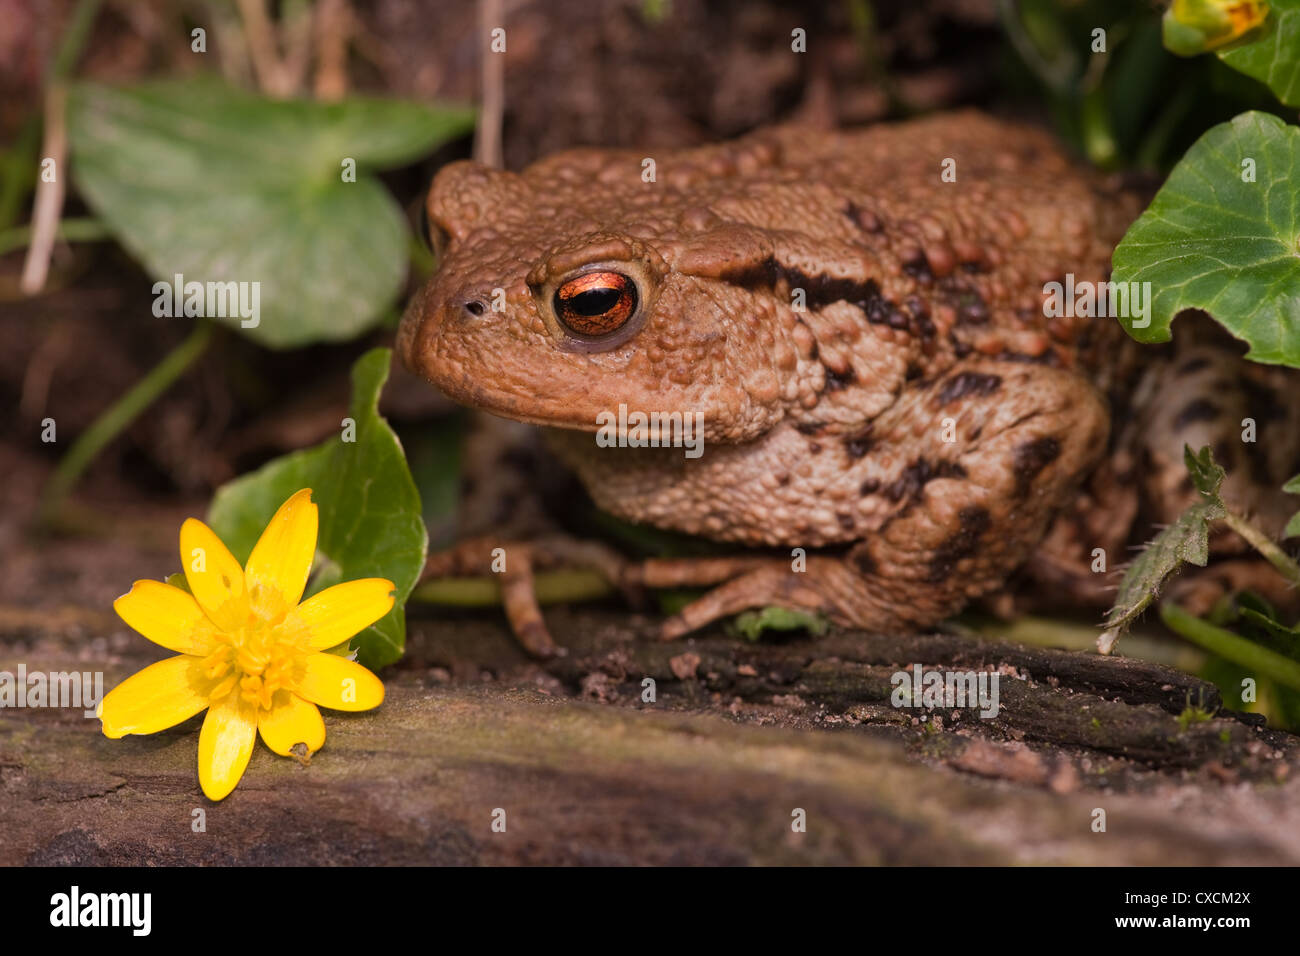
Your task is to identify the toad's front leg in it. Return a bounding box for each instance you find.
[654,361,1111,638]
[421,535,639,657]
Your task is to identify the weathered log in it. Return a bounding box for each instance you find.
[2,606,1298,865]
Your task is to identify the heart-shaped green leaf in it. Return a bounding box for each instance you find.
[68,80,474,348]
[208,348,427,669]
[1112,111,1300,367]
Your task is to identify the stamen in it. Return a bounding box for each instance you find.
[209,673,238,700]
[203,600,309,710]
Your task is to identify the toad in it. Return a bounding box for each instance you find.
[399,111,1299,654]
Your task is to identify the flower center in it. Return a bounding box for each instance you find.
[199,595,309,711]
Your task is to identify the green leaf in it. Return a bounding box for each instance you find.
[1104,444,1229,645]
[398,414,465,551]
[208,348,427,669]
[1230,588,1277,622]
[731,606,828,642]
[1161,602,1300,692]
[1111,111,1300,367]
[1285,473,1300,538]
[1102,499,1226,637]
[1219,0,1300,107]
[67,80,475,349]
[1238,607,1300,656]
[1201,653,1300,730]
[1184,444,1226,498]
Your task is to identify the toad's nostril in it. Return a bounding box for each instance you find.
[463,300,487,317]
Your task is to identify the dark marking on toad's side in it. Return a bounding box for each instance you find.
[1013,436,1061,496]
[884,458,968,505]
[937,371,1002,407]
[926,505,992,583]
[843,426,874,459]
[824,364,856,391]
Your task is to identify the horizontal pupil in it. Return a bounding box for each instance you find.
[568,287,622,317]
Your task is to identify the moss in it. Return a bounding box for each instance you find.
[1177,705,1215,731]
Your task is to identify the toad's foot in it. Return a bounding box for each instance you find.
[644,555,874,641]
[421,535,638,658]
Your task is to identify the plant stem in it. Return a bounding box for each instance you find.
[50,0,103,82]
[1135,81,1195,170]
[17,0,103,293]
[1160,602,1300,693]
[0,217,106,257]
[996,0,1077,96]
[958,612,1206,671]
[21,83,69,294]
[1222,510,1300,588]
[1,0,100,234]
[411,570,613,607]
[40,321,215,523]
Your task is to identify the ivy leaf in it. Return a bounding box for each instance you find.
[67,80,474,349]
[208,348,427,669]
[1111,111,1300,368]
[1219,0,1300,107]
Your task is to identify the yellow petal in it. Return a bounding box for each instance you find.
[113,580,214,655]
[258,692,326,757]
[296,578,396,650]
[245,489,318,610]
[292,653,384,712]
[198,692,257,801]
[98,655,209,738]
[180,518,246,631]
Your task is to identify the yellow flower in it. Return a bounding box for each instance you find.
[99,489,394,800]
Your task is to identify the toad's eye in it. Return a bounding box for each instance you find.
[553,271,639,338]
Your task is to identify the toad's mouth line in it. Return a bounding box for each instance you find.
[432,372,712,442]
[425,371,606,434]
[426,356,712,437]
[461,401,709,441]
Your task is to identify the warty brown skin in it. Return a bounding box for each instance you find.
[399,111,1137,636]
